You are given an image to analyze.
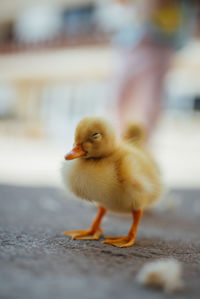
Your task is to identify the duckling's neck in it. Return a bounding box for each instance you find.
[85,157,103,161]
[84,147,118,161]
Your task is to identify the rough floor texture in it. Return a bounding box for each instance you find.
[0,184,200,299]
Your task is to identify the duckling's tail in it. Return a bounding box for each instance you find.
[122,123,146,146]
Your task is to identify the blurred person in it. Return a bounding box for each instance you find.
[112,0,199,137]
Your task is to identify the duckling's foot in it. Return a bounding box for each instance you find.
[63,206,106,241]
[104,236,135,248]
[104,209,143,248]
[63,228,103,240]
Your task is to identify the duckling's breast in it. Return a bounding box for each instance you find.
[63,156,162,213]
[64,159,135,213]
[66,159,116,201]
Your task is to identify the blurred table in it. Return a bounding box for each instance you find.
[0,46,112,82]
[0,46,112,120]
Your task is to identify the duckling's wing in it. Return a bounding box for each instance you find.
[120,149,160,196]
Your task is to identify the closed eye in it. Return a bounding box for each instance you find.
[91,132,101,139]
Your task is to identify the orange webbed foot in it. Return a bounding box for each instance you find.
[103,209,143,247]
[63,227,104,240]
[104,235,135,247]
[63,206,106,241]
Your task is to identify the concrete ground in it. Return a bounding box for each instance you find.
[0,184,200,299]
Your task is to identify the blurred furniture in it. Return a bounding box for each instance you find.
[0,0,96,23]
[0,45,112,138]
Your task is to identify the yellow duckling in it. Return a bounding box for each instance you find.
[62,117,162,247]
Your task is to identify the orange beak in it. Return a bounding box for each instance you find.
[64,144,86,160]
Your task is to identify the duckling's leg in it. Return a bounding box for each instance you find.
[63,206,106,240]
[104,210,143,247]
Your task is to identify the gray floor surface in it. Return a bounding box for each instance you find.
[0,184,200,299]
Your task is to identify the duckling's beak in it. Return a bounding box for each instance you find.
[64,144,86,160]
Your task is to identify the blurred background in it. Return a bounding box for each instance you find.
[0,0,200,189]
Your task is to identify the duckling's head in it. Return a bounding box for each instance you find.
[65,117,117,160]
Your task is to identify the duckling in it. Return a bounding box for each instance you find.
[62,117,162,247]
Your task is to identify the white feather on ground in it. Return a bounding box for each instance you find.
[137,258,184,293]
